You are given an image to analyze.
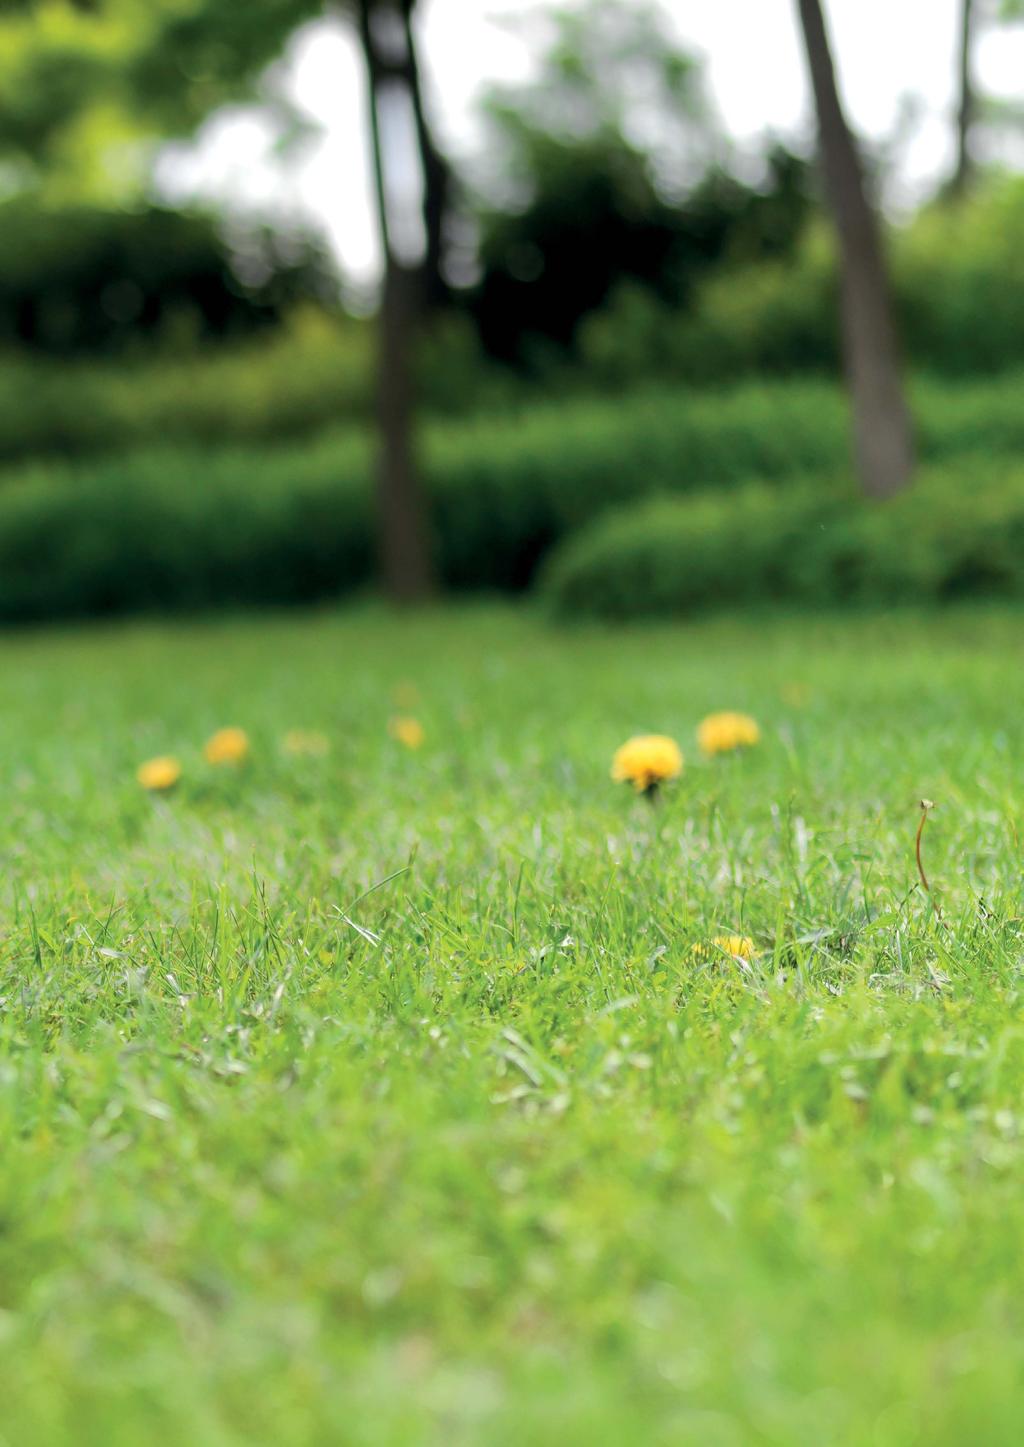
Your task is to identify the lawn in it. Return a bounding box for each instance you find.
[2,603,1024,1445]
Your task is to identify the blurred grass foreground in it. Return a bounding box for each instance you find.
[2,605,1024,1443]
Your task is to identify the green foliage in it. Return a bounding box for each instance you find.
[480,0,709,158]
[471,1,812,365]
[0,311,518,460]
[3,178,1024,464]
[0,0,319,187]
[473,131,684,362]
[576,178,1024,387]
[4,372,1024,619]
[0,373,858,616]
[0,200,335,355]
[428,378,849,589]
[896,180,1024,374]
[0,434,373,621]
[578,237,839,384]
[541,463,1024,619]
[0,314,369,458]
[4,606,1024,1439]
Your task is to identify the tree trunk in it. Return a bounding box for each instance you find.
[399,1,452,308]
[796,0,915,499]
[356,0,435,601]
[377,259,434,600]
[951,0,977,196]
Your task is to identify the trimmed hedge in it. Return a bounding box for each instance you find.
[427,379,852,589]
[0,439,373,621]
[2,374,1024,620]
[0,375,855,617]
[0,311,514,463]
[3,180,1024,467]
[429,369,1024,589]
[541,466,1024,619]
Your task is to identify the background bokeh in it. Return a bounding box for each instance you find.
[1,0,1022,616]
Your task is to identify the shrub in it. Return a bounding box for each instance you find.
[4,179,1024,468]
[576,178,1024,389]
[0,376,852,618]
[3,374,1024,622]
[431,369,1024,590]
[0,200,332,356]
[427,378,849,589]
[0,313,370,461]
[578,240,839,386]
[540,464,1024,619]
[0,310,514,463]
[0,439,373,622]
[895,181,1024,376]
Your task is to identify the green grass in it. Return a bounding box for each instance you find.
[3,603,1024,1444]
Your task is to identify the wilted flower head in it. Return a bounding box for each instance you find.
[204,727,249,765]
[389,716,425,750]
[697,711,760,755]
[137,756,181,792]
[611,734,683,794]
[283,729,329,757]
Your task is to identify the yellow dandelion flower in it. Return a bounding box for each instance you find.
[611,734,683,793]
[697,711,760,755]
[714,934,757,960]
[282,729,329,757]
[389,716,425,750]
[137,755,181,792]
[204,727,250,766]
[692,934,757,962]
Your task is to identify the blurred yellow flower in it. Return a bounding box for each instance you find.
[693,934,757,962]
[204,727,249,765]
[714,934,756,960]
[137,756,181,792]
[389,716,425,750]
[697,711,760,755]
[611,734,683,793]
[283,729,329,757]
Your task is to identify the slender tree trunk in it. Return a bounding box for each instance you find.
[356,0,435,601]
[952,0,977,196]
[796,0,915,499]
[376,259,434,599]
[399,1,452,308]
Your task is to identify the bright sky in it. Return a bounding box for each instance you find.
[156,0,1024,286]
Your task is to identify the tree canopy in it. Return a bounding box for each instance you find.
[469,1,811,366]
[0,0,319,196]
